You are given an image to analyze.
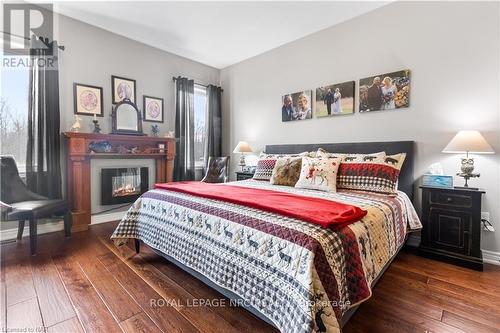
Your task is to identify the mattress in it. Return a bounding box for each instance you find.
[112,179,422,333]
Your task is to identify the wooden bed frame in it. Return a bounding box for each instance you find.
[139,140,416,329]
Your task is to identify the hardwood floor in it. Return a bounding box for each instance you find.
[1,222,499,333]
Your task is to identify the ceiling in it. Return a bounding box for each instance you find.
[49,1,389,69]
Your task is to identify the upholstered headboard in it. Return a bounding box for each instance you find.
[265,141,415,200]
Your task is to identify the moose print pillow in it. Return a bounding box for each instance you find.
[336,152,406,195]
[270,157,303,186]
[295,156,341,192]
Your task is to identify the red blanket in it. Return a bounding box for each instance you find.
[154,182,367,229]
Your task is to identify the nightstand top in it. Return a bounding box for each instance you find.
[420,185,485,193]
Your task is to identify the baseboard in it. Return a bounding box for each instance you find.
[0,219,64,242]
[483,250,500,266]
[91,211,127,224]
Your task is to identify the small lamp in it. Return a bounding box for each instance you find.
[442,130,494,188]
[233,141,253,170]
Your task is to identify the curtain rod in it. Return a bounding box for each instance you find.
[4,32,65,50]
[172,76,223,92]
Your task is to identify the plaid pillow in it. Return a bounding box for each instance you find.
[253,152,313,181]
[336,152,406,195]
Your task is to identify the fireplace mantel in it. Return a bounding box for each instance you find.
[63,132,175,232]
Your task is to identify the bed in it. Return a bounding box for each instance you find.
[112,141,421,333]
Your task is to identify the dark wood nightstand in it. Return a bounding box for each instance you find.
[419,186,484,271]
[236,171,254,181]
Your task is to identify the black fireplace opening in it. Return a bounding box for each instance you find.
[101,167,149,205]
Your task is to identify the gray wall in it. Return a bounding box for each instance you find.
[220,1,500,252]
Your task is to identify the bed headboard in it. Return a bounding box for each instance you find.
[265,141,415,200]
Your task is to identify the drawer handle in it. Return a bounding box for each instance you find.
[446,197,453,203]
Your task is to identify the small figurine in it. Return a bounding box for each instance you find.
[92,114,101,133]
[70,115,82,132]
[151,124,159,137]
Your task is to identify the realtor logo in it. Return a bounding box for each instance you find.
[3,3,53,54]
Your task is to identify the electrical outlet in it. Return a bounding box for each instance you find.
[481,212,494,232]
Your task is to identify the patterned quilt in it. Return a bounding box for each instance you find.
[111,180,421,333]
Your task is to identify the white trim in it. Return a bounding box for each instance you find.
[483,250,500,266]
[0,219,64,241]
[91,211,127,224]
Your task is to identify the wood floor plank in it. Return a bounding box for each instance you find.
[4,257,36,306]
[0,261,6,330]
[30,253,76,327]
[441,310,500,333]
[52,254,123,333]
[6,297,43,331]
[46,316,85,333]
[120,312,162,333]
[77,254,142,322]
[97,252,201,333]
[99,238,243,333]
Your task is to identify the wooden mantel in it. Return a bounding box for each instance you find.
[63,132,175,232]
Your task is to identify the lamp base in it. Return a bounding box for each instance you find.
[238,154,246,171]
[456,172,480,188]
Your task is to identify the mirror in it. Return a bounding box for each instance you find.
[111,99,144,135]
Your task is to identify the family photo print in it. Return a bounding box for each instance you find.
[359,69,410,112]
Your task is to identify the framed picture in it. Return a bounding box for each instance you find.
[143,95,164,123]
[111,75,136,104]
[73,83,103,117]
[359,69,410,112]
[281,90,313,122]
[315,81,355,117]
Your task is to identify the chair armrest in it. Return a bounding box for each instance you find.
[0,201,13,220]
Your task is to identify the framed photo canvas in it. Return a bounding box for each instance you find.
[143,96,164,123]
[359,69,410,112]
[73,83,103,117]
[111,75,136,104]
[281,90,313,122]
[315,81,355,117]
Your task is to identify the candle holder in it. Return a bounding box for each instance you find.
[92,119,101,133]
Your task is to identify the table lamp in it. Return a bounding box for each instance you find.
[233,141,253,170]
[442,130,494,188]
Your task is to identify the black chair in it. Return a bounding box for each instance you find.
[201,156,230,183]
[0,156,71,255]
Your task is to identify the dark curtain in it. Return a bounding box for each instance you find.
[204,85,222,167]
[26,36,62,199]
[173,77,195,181]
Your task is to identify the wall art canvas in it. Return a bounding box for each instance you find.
[315,81,355,117]
[73,83,103,117]
[359,69,410,112]
[281,90,313,122]
[111,75,136,104]
[143,95,164,123]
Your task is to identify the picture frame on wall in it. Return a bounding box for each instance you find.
[315,81,355,117]
[73,83,104,117]
[111,75,136,104]
[281,90,313,122]
[359,69,410,112]
[143,95,164,123]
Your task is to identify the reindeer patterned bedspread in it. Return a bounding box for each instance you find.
[111,180,421,333]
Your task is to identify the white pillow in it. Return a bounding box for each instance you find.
[295,156,341,192]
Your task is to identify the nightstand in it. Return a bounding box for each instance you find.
[419,186,484,271]
[236,171,254,181]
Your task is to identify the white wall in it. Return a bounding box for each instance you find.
[221,1,500,252]
[56,14,219,135]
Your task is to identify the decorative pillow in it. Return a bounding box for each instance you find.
[337,152,406,195]
[270,157,303,186]
[295,156,341,192]
[253,152,312,181]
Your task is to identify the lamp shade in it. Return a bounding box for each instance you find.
[442,130,494,154]
[233,141,253,153]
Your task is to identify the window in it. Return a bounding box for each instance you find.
[193,84,207,168]
[1,57,29,173]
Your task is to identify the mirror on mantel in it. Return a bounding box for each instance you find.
[111,98,144,135]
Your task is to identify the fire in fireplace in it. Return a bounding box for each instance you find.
[101,167,148,205]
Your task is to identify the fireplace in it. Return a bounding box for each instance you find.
[101,167,148,205]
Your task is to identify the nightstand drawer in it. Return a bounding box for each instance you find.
[430,192,472,208]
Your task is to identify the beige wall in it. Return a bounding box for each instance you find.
[221,1,500,252]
